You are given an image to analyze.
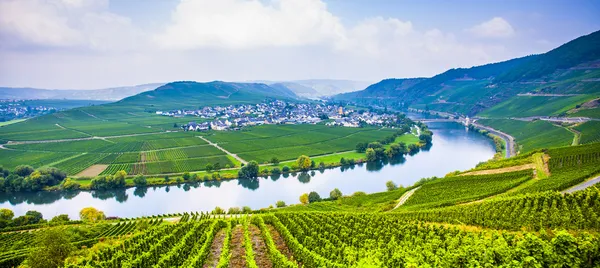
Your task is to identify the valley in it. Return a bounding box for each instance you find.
[0,14,599,267]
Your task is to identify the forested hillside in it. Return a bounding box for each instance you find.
[335,30,600,116]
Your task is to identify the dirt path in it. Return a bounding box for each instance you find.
[198,136,248,165]
[460,164,535,176]
[564,125,581,146]
[393,186,420,210]
[266,225,294,261]
[248,225,272,268]
[229,226,247,268]
[203,230,226,268]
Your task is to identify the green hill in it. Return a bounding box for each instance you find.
[335,30,600,116]
[118,81,297,110]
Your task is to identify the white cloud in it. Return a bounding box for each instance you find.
[0,0,141,50]
[0,0,84,47]
[155,0,345,49]
[0,0,523,89]
[467,17,515,38]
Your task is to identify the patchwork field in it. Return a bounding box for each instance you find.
[1,109,410,175]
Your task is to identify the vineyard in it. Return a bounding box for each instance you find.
[574,121,600,144]
[401,170,533,209]
[0,219,162,267]
[1,122,412,175]
[394,187,600,231]
[511,143,600,193]
[47,211,600,267]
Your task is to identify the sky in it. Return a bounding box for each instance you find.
[0,0,598,89]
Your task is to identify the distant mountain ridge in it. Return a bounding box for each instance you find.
[0,83,164,101]
[250,79,372,97]
[335,30,600,116]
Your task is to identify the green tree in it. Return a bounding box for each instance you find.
[242,206,252,213]
[0,208,14,221]
[228,207,241,214]
[14,165,34,177]
[271,157,280,165]
[299,193,309,205]
[238,161,259,179]
[355,142,368,153]
[282,166,291,173]
[296,155,312,171]
[50,214,70,223]
[212,206,224,214]
[26,228,75,268]
[79,207,105,222]
[60,178,80,191]
[308,191,321,203]
[366,148,377,162]
[182,172,191,181]
[133,175,147,186]
[205,163,213,172]
[213,162,221,171]
[276,200,286,208]
[386,180,398,191]
[164,175,171,183]
[271,167,281,174]
[25,211,43,224]
[329,188,343,200]
[340,157,348,166]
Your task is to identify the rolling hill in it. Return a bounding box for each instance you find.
[116,81,297,110]
[0,83,164,101]
[335,30,600,116]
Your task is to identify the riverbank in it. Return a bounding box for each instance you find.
[42,139,430,193]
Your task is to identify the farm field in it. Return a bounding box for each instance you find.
[1,117,410,175]
[477,119,573,153]
[208,125,399,163]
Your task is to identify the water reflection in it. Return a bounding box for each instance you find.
[1,122,496,218]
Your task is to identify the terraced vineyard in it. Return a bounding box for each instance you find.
[54,211,600,268]
[401,170,533,209]
[574,121,600,144]
[513,143,600,193]
[394,187,600,231]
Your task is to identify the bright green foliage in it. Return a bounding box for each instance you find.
[478,119,573,152]
[479,95,594,118]
[574,121,600,144]
[270,212,600,267]
[403,170,533,209]
[395,188,600,231]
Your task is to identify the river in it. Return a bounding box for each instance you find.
[0,121,496,219]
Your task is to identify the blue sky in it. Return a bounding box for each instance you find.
[0,0,598,89]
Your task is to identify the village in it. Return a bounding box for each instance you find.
[154,100,404,131]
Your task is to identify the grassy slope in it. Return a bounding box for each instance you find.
[477,119,573,152]
[574,121,600,144]
[479,94,596,117]
[569,107,600,118]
